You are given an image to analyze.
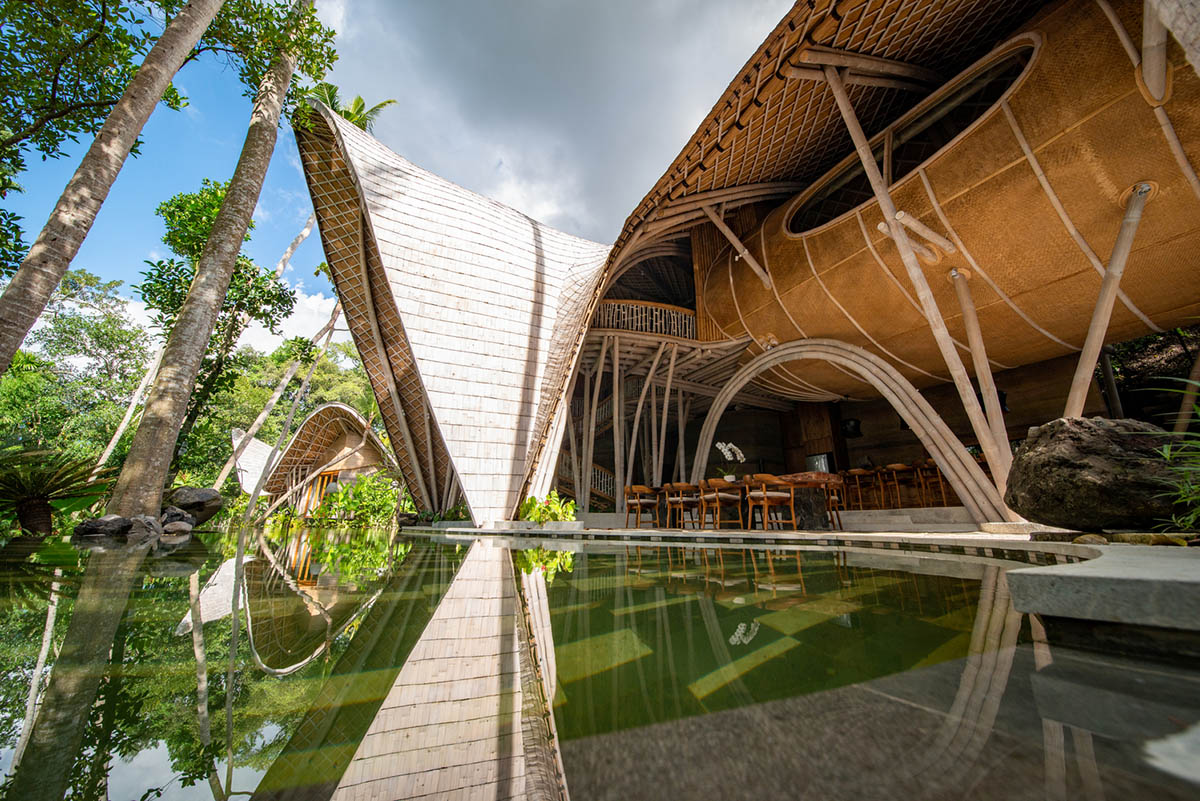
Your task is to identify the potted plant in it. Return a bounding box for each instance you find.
[713,441,746,482]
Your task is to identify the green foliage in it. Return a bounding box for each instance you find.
[0,448,115,533]
[302,83,396,132]
[1160,378,1200,532]
[518,490,576,525]
[514,546,574,584]
[309,471,400,529]
[305,527,398,585]
[0,286,150,460]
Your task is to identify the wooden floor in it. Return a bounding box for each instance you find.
[331,542,529,801]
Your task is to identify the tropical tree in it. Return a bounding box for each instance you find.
[305,82,397,133]
[0,0,226,374]
[108,0,335,518]
[0,0,339,377]
[136,179,296,473]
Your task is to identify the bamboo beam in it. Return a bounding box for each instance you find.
[798,45,941,84]
[677,392,689,482]
[876,220,935,261]
[782,63,930,92]
[582,338,609,511]
[649,383,659,485]
[625,343,666,488]
[1065,184,1152,417]
[950,269,1011,470]
[356,212,431,509]
[895,211,955,253]
[647,373,795,412]
[656,344,678,486]
[1142,2,1169,103]
[701,205,771,289]
[823,65,1011,507]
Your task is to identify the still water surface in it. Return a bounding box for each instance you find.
[0,528,1195,800]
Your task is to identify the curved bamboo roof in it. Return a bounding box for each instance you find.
[261,402,389,496]
[607,0,1052,271]
[296,109,610,522]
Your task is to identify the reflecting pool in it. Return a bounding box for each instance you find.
[0,529,1196,800]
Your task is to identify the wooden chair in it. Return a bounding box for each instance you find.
[745,473,796,530]
[624,484,660,528]
[663,482,701,529]
[845,468,882,509]
[882,463,925,508]
[919,458,949,506]
[699,478,744,529]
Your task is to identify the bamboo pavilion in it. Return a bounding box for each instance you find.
[296,0,1200,526]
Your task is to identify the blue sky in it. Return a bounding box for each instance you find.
[8,0,792,351]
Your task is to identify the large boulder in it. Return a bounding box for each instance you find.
[1005,417,1179,532]
[74,514,132,538]
[163,487,223,525]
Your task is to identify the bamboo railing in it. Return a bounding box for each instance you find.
[592,300,696,340]
[557,460,616,501]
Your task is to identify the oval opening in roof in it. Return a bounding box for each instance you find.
[786,43,1035,236]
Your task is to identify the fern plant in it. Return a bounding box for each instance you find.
[0,449,115,535]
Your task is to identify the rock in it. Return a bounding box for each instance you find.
[1072,533,1109,546]
[74,514,132,538]
[127,514,163,543]
[163,487,223,525]
[396,512,419,528]
[160,506,196,527]
[162,520,194,535]
[1109,532,1188,546]
[1004,417,1179,532]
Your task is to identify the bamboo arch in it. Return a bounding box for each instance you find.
[689,338,1008,522]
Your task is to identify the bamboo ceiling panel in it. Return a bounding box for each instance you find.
[297,109,609,523]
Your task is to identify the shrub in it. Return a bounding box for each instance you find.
[0,448,114,535]
[1160,378,1200,531]
[518,490,576,525]
[310,471,401,529]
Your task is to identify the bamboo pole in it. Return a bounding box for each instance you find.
[625,343,666,488]
[895,211,956,253]
[582,338,609,511]
[677,393,690,482]
[1065,184,1151,417]
[950,269,1011,470]
[212,303,341,489]
[823,64,1011,504]
[701,205,771,288]
[1173,348,1200,433]
[1100,347,1125,418]
[1142,2,1169,102]
[649,383,659,485]
[94,346,164,473]
[612,336,625,513]
[656,344,678,485]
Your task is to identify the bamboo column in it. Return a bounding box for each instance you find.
[949,269,1011,471]
[1065,183,1151,417]
[1100,347,1125,418]
[625,343,666,488]
[582,338,609,512]
[612,336,625,513]
[823,65,1012,504]
[655,344,678,486]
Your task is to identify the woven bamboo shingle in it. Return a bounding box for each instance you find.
[297,108,609,524]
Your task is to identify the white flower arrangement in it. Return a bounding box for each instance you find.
[715,441,745,463]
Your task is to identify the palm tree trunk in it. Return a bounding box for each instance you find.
[94,346,164,472]
[212,302,340,490]
[0,0,225,376]
[107,10,306,518]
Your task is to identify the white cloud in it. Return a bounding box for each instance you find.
[236,285,350,354]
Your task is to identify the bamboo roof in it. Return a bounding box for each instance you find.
[260,402,389,496]
[606,0,1051,271]
[296,110,610,523]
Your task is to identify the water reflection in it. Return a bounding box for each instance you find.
[0,533,1197,800]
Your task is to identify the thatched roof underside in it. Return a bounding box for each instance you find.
[297,110,609,523]
[261,402,388,496]
[606,0,1052,270]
